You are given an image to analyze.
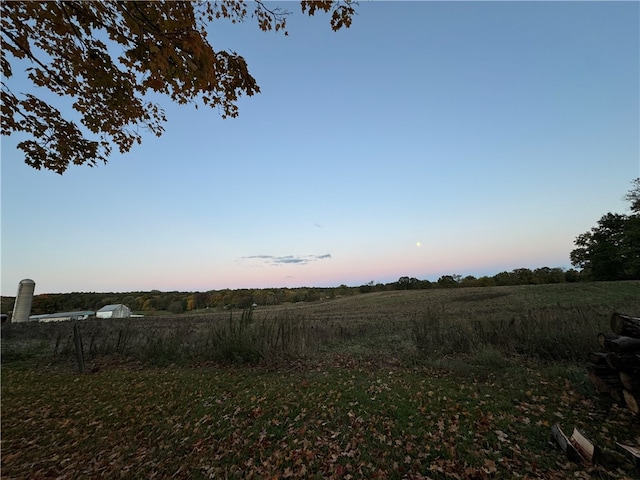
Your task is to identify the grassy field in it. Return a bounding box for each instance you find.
[2,281,640,479]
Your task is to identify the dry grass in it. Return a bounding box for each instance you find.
[2,281,639,368]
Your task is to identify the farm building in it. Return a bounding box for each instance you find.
[29,311,95,322]
[12,278,35,323]
[96,304,131,319]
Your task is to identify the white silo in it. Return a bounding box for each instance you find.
[12,279,36,323]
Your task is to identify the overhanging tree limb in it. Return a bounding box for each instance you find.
[1,0,357,174]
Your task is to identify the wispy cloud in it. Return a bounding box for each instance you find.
[240,254,332,267]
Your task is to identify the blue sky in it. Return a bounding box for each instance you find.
[2,1,639,295]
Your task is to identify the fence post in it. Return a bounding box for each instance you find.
[72,315,85,373]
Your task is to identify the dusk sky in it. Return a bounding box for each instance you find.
[2,1,639,296]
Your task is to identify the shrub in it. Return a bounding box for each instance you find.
[207,307,262,364]
[207,309,314,365]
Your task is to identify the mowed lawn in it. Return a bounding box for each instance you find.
[2,282,640,479]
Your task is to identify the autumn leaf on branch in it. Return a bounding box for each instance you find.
[1,0,357,174]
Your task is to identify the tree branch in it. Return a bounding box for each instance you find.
[2,29,71,90]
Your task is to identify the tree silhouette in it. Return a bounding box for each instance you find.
[570,179,640,280]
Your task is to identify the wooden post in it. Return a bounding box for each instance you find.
[72,316,85,374]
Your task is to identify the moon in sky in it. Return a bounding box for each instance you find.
[416,242,422,247]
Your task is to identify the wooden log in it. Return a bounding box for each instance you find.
[606,353,620,371]
[611,313,640,338]
[623,389,640,415]
[571,428,599,464]
[620,371,640,392]
[616,442,640,469]
[588,351,609,365]
[551,424,581,463]
[595,447,629,469]
[586,364,623,392]
[606,352,640,372]
[603,336,640,354]
[598,332,619,349]
[586,364,624,403]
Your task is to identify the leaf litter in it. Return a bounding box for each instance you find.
[2,363,638,479]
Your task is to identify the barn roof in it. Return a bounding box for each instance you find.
[97,304,126,312]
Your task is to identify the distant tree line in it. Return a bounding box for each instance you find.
[3,180,637,318]
[0,265,594,318]
[376,266,578,293]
